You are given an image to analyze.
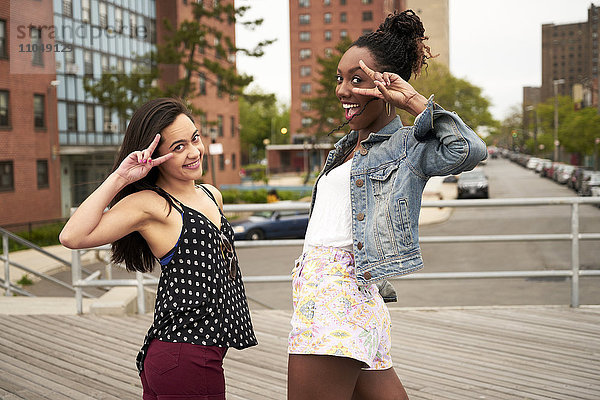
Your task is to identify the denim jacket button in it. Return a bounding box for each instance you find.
[360,147,368,156]
[357,212,365,221]
[357,242,363,250]
[356,179,364,187]
[363,271,372,280]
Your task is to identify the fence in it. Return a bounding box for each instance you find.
[62,196,600,314]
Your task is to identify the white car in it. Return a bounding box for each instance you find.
[526,157,542,170]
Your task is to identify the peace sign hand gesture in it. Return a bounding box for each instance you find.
[352,60,429,116]
[114,134,173,184]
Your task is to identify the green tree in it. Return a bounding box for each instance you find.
[304,38,353,140]
[403,61,498,131]
[239,89,290,164]
[84,2,274,122]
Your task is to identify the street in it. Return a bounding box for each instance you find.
[26,158,600,309]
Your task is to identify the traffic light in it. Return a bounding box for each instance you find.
[280,127,288,135]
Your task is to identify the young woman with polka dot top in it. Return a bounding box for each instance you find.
[60,98,257,400]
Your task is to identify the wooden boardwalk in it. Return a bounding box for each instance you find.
[0,306,599,399]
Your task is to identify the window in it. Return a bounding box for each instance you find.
[0,20,6,58]
[217,115,223,137]
[214,37,222,59]
[340,12,347,22]
[84,51,93,77]
[361,0,372,3]
[63,0,73,17]
[101,55,109,73]
[81,0,90,22]
[231,153,236,169]
[199,73,206,95]
[301,101,310,111]
[324,30,332,41]
[217,76,223,97]
[300,66,311,77]
[301,83,311,94]
[340,0,346,4]
[0,161,14,192]
[99,2,108,28]
[218,154,225,170]
[299,14,310,25]
[67,102,77,131]
[130,13,137,38]
[103,107,111,132]
[230,116,235,137]
[301,117,312,127]
[324,13,332,24]
[115,8,123,32]
[200,114,207,136]
[299,32,311,42]
[37,160,49,189]
[324,48,332,57]
[324,0,331,4]
[362,11,373,21]
[362,29,372,35]
[86,105,95,132]
[299,49,311,60]
[340,30,348,39]
[0,91,8,127]
[34,95,45,128]
[30,27,43,65]
[299,0,310,6]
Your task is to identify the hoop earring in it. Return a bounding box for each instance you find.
[385,102,391,116]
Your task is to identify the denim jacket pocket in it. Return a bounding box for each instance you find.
[368,164,402,258]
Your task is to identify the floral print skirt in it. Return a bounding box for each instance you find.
[288,246,393,370]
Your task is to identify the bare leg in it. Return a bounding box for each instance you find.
[351,368,409,400]
[288,354,363,400]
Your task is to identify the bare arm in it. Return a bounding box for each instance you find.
[59,134,173,249]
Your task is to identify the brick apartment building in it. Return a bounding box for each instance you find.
[0,0,62,227]
[0,0,241,227]
[540,4,600,107]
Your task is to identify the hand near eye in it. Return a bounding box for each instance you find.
[115,134,173,184]
[352,60,429,116]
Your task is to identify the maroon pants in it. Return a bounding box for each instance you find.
[140,339,228,400]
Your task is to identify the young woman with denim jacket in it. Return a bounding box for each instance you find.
[287,10,487,400]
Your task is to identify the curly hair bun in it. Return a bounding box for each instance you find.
[379,10,425,39]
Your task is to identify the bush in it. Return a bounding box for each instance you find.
[8,222,65,252]
[220,189,311,204]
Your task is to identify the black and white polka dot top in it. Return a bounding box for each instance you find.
[136,185,258,374]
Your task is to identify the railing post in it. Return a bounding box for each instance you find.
[3,233,10,296]
[570,202,580,308]
[136,271,145,314]
[72,249,83,314]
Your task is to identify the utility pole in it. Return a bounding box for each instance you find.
[553,79,565,162]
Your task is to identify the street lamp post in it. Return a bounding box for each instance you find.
[595,137,600,171]
[553,79,565,162]
[525,105,538,155]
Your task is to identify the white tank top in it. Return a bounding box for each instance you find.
[303,160,353,253]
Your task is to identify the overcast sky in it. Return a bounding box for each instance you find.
[235,0,599,121]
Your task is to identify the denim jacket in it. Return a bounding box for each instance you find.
[309,96,488,289]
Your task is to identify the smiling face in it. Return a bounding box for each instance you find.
[155,113,205,185]
[336,46,392,134]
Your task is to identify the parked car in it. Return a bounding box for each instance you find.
[571,168,594,193]
[536,159,552,174]
[555,165,576,185]
[579,172,600,197]
[232,207,309,240]
[526,157,542,170]
[457,169,489,199]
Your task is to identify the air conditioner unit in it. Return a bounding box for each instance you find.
[104,122,118,133]
[65,63,79,75]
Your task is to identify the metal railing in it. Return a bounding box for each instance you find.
[0,226,95,298]
[68,196,600,313]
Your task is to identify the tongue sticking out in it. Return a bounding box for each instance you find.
[345,106,360,120]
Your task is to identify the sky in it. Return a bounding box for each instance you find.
[235,0,599,121]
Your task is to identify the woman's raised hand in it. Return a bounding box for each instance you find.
[115,134,173,184]
[352,60,428,116]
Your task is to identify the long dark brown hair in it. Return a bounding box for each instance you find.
[110,98,194,273]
